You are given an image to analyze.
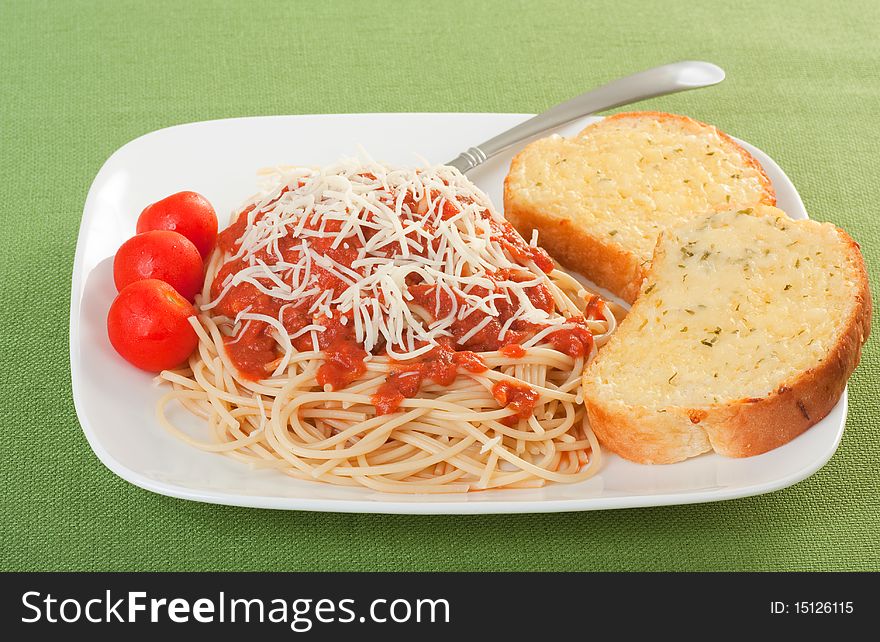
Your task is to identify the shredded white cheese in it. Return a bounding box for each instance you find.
[204,160,577,363]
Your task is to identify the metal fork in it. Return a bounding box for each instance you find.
[445,61,725,173]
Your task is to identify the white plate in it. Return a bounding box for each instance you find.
[71,113,846,514]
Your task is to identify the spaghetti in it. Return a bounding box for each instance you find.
[157,161,616,493]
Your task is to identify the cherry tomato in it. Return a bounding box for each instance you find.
[137,191,218,258]
[113,230,204,301]
[107,279,199,372]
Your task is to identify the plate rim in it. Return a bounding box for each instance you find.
[70,112,846,514]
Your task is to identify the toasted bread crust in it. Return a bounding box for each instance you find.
[504,111,776,303]
[584,400,712,464]
[499,196,645,302]
[583,227,871,464]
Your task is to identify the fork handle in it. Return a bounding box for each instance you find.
[446,60,725,173]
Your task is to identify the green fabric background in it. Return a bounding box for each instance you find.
[1,0,877,571]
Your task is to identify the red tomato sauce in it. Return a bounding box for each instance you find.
[405,272,552,354]
[208,180,600,423]
[547,317,595,358]
[584,294,605,320]
[373,342,487,415]
[316,339,368,390]
[492,218,554,274]
[492,381,540,426]
[499,343,526,359]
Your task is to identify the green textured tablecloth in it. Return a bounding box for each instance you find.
[1,0,877,571]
